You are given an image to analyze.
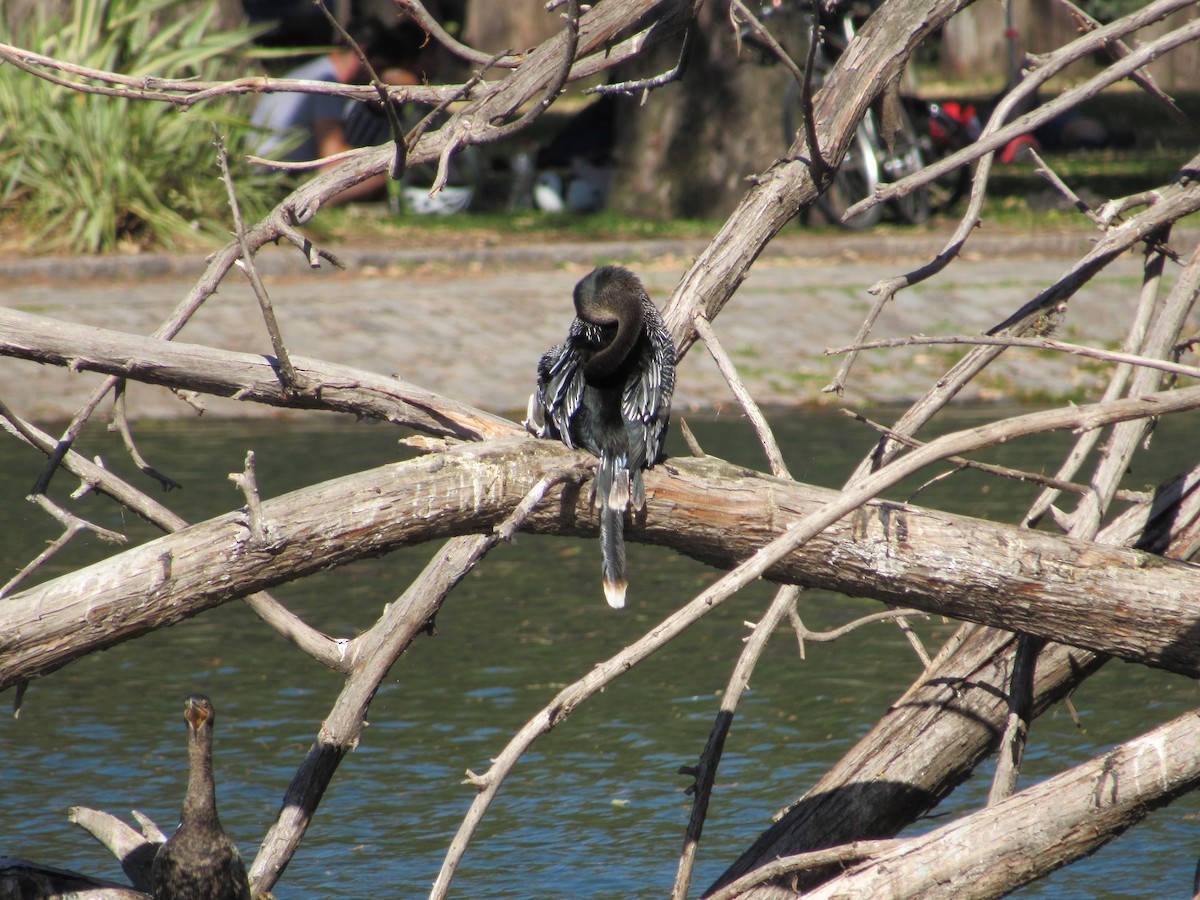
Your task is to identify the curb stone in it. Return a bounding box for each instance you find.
[0,227,1173,285]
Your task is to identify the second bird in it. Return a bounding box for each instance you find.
[528,265,676,608]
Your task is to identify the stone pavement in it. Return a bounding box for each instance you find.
[0,229,1186,421]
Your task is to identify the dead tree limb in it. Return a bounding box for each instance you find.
[0,306,517,441]
[661,0,976,355]
[6,384,1200,693]
[802,708,1200,900]
[708,459,1200,897]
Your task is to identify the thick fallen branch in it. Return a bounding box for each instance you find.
[0,856,146,899]
[802,708,1200,899]
[713,628,1105,898]
[6,388,1200,692]
[68,806,159,893]
[726,368,1200,892]
[710,461,1200,897]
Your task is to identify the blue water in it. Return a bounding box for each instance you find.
[1,409,1198,898]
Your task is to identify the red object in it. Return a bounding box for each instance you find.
[930,102,981,146]
[999,134,1040,164]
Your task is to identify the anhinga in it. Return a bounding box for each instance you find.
[527,265,676,608]
[151,694,251,900]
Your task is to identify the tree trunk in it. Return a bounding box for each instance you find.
[462,0,564,56]
[608,1,797,220]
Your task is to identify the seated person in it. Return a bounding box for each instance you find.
[250,18,431,204]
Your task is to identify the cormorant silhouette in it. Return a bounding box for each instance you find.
[527,265,676,607]
[151,695,251,900]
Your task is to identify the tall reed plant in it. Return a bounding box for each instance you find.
[0,0,271,253]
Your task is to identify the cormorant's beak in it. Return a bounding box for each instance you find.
[184,696,210,731]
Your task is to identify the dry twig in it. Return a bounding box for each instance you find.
[215,130,303,393]
[695,313,791,479]
[672,586,801,899]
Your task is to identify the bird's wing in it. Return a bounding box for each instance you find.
[623,303,676,468]
[536,341,586,451]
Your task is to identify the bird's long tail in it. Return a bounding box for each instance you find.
[600,506,627,609]
[597,454,630,608]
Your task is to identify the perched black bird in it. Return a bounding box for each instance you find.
[527,265,676,607]
[151,695,251,900]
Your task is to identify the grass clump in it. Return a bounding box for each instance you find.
[0,0,269,253]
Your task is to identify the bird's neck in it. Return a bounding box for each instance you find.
[182,727,218,826]
[583,296,643,380]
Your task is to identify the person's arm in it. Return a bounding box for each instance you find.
[313,117,388,204]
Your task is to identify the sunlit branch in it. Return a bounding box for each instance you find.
[788,606,926,657]
[840,408,1150,505]
[694,313,790,479]
[703,839,901,900]
[673,585,802,900]
[593,12,694,100]
[0,40,469,105]
[827,333,1200,382]
[396,0,521,68]
[1051,0,1199,137]
[214,129,303,392]
[845,3,1200,217]
[483,0,580,143]
[430,383,1200,897]
[992,239,1194,804]
[252,472,557,894]
[315,1,408,179]
[111,382,183,491]
[0,392,351,674]
[843,174,1200,485]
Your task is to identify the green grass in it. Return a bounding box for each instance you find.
[0,0,270,253]
[302,205,725,250]
[1,32,1194,258]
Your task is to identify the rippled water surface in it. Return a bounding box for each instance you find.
[2,407,1199,898]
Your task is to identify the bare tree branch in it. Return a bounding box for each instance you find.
[803,708,1200,899]
[846,2,1200,217]
[8,384,1200,700]
[694,314,790,479]
[5,1,1200,896]
[672,586,802,899]
[215,129,303,393]
[827,332,1200,382]
[110,382,183,491]
[1051,0,1200,138]
[840,408,1150,504]
[0,306,519,441]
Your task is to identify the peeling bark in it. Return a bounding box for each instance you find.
[5,432,1200,692]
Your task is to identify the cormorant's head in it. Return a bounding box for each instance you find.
[184,694,215,734]
[573,265,644,326]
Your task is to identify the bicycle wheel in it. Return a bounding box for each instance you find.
[817,123,883,229]
[880,102,930,225]
[783,78,882,230]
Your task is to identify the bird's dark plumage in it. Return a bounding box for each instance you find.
[527,265,676,607]
[151,694,251,900]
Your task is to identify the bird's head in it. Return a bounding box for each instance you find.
[573,265,645,327]
[184,694,215,733]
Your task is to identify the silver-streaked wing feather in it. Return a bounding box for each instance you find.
[537,341,587,451]
[622,297,676,468]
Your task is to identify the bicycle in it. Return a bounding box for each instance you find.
[752,0,971,228]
